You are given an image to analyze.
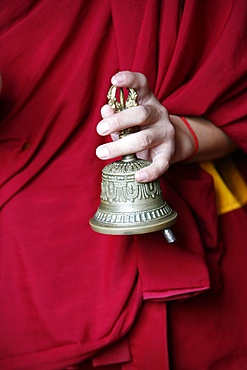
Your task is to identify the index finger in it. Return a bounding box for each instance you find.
[111,71,153,105]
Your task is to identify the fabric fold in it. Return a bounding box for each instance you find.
[0,1,246,369]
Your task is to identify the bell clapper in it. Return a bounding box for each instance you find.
[162,228,177,243]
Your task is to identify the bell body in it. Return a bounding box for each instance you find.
[90,154,177,235]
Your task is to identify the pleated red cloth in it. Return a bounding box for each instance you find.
[0,1,246,369]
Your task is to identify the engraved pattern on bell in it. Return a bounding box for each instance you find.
[92,154,176,232]
[93,204,174,226]
[100,158,162,204]
[103,157,150,173]
[101,176,162,203]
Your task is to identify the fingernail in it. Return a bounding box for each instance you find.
[136,171,148,182]
[96,145,109,159]
[97,120,110,135]
[112,73,125,84]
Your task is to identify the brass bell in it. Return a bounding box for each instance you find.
[90,85,177,243]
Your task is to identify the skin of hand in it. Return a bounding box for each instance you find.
[96,71,238,182]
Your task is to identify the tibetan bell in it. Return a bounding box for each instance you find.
[90,85,177,242]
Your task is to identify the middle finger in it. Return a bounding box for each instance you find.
[96,128,160,160]
[96,105,158,136]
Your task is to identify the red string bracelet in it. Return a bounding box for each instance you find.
[179,116,199,160]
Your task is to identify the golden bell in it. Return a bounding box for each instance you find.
[89,86,177,242]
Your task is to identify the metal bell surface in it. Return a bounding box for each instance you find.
[90,154,177,235]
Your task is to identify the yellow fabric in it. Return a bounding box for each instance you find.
[200,157,247,215]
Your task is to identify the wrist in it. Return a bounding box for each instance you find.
[169,115,198,163]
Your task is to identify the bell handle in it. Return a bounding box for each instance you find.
[107,85,138,139]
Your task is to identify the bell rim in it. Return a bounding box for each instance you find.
[89,211,177,235]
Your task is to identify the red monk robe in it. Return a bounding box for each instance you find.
[0,1,247,369]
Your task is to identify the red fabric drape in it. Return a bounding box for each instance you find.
[0,1,246,369]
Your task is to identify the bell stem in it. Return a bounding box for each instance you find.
[122,154,137,162]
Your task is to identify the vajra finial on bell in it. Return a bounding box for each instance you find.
[89,84,177,243]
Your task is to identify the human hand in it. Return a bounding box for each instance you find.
[96,71,176,182]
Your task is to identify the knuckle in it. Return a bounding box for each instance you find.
[137,72,148,87]
[154,160,169,178]
[138,130,154,149]
[112,114,122,131]
[159,119,175,140]
[124,71,134,81]
[127,71,147,87]
[163,158,170,172]
[151,167,160,180]
[136,105,150,122]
